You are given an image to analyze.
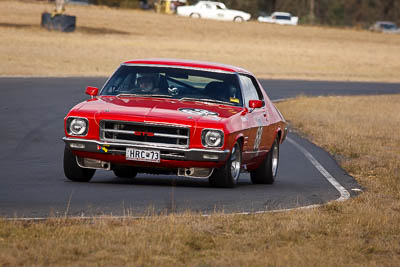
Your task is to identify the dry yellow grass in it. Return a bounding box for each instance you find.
[1,0,400,81]
[1,95,400,266]
[277,95,400,194]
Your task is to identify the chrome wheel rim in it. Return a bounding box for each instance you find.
[230,143,241,182]
[271,142,279,177]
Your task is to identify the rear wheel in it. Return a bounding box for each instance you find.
[190,13,201,19]
[250,136,280,184]
[63,146,95,182]
[209,141,242,188]
[113,167,138,179]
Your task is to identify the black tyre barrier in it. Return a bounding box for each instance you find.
[41,12,76,32]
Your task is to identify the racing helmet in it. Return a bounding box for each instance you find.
[136,72,159,91]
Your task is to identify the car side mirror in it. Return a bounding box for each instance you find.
[85,86,99,98]
[249,100,264,109]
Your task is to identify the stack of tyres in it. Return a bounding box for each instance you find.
[41,12,76,32]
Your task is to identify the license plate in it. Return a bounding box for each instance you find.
[126,148,160,163]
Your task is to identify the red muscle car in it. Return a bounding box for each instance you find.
[63,59,287,187]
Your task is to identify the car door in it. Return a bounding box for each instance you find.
[199,3,216,19]
[214,3,227,20]
[238,74,270,164]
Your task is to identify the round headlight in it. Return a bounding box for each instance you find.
[68,118,88,135]
[203,130,223,147]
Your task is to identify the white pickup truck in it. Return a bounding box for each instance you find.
[257,12,298,26]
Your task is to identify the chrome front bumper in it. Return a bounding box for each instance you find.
[63,137,230,162]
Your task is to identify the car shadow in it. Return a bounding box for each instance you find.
[90,174,252,188]
[0,22,130,35]
[0,22,35,29]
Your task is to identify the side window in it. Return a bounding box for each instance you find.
[239,75,264,108]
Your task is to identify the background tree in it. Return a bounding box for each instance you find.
[89,0,400,27]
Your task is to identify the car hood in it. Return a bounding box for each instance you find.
[71,96,243,126]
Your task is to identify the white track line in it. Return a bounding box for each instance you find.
[272,98,350,202]
[287,137,350,201]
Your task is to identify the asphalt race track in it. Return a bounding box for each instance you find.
[0,77,398,218]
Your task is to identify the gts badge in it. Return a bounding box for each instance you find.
[134,131,154,137]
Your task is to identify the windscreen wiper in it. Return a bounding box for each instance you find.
[116,93,172,98]
[179,97,231,105]
[116,93,142,97]
[147,94,173,98]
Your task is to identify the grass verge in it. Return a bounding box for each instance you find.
[1,94,400,266]
[0,0,400,81]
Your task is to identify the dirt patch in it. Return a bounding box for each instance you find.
[76,26,130,35]
[0,22,35,30]
[0,22,130,35]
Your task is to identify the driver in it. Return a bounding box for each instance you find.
[136,73,160,93]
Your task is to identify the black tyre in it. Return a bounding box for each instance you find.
[250,137,280,184]
[63,146,95,182]
[209,141,242,188]
[113,167,138,179]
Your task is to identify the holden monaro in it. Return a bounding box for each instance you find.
[63,59,287,188]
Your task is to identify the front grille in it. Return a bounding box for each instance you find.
[100,120,190,148]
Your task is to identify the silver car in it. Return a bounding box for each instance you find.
[369,21,400,34]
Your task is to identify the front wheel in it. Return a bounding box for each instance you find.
[250,136,280,184]
[63,146,95,182]
[233,16,244,22]
[209,141,242,188]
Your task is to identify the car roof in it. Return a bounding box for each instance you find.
[123,58,252,75]
[272,12,291,16]
[198,1,224,5]
[376,21,396,25]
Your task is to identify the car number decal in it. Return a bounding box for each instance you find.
[254,127,263,151]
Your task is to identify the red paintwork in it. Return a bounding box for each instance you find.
[249,100,264,109]
[64,59,287,171]
[124,58,252,75]
[85,86,98,96]
[73,151,227,169]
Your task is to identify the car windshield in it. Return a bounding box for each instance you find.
[381,23,397,30]
[276,15,290,20]
[100,65,243,106]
